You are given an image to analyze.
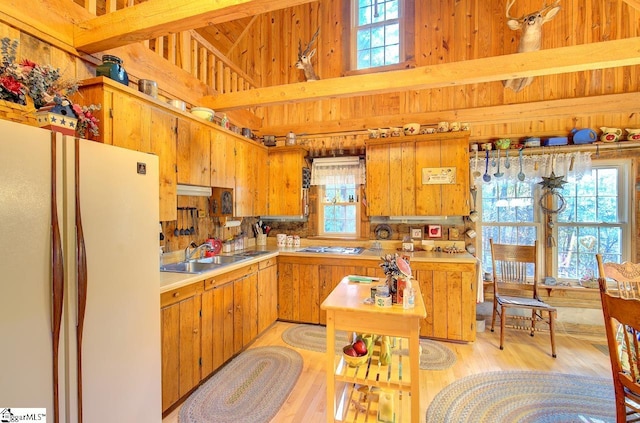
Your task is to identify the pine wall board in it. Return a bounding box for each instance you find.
[220,0,640,139]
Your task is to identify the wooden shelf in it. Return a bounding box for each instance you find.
[334,382,411,423]
[335,338,412,392]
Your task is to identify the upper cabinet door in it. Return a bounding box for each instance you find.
[267,147,307,216]
[149,108,177,221]
[210,130,235,189]
[177,118,211,187]
[111,91,151,153]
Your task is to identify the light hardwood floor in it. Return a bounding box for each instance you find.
[163,321,612,423]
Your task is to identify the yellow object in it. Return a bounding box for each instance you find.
[379,338,391,365]
[378,389,395,422]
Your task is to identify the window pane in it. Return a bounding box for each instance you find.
[385,0,399,19]
[385,23,399,45]
[385,44,399,64]
[371,27,385,47]
[370,47,385,67]
[359,6,372,25]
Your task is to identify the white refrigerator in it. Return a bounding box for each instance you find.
[0,120,161,423]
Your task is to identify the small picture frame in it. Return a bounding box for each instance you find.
[410,227,423,240]
[427,224,442,238]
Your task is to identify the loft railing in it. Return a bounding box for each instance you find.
[74,0,258,94]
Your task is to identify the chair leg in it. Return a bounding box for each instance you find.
[491,298,497,332]
[549,310,557,358]
[530,309,536,337]
[500,305,506,350]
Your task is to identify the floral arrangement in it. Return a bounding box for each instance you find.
[0,37,100,137]
[380,253,402,279]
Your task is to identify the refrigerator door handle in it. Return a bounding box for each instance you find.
[50,132,64,423]
[75,138,88,423]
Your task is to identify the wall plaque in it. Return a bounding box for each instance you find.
[421,167,456,184]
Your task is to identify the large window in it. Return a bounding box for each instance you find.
[319,182,361,236]
[556,166,627,280]
[350,0,412,71]
[479,159,630,282]
[311,157,366,237]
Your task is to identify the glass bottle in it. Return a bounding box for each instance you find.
[96,55,129,86]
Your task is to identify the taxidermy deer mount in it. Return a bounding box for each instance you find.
[503,0,561,92]
[296,28,320,81]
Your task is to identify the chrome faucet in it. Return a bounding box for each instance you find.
[185,241,213,261]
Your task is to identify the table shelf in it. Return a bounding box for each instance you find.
[334,382,411,423]
[335,338,412,392]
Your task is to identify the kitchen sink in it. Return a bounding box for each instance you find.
[160,260,223,274]
[233,250,272,258]
[160,251,270,274]
[297,246,364,255]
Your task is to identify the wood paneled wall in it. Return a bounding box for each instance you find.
[224,1,640,139]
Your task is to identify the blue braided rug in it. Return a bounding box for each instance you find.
[179,346,302,423]
[426,370,615,423]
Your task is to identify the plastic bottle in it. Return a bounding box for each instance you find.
[403,278,415,309]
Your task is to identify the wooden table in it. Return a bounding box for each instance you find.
[321,277,427,423]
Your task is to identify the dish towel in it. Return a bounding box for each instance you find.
[476,257,484,304]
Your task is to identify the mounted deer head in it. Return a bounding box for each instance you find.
[503,0,561,92]
[296,28,320,81]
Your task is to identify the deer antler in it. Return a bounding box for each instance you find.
[300,27,320,57]
[505,0,519,20]
[539,0,561,16]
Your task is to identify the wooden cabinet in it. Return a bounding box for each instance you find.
[277,256,384,325]
[160,283,202,412]
[365,132,470,216]
[365,141,415,216]
[267,146,309,216]
[415,136,470,215]
[277,256,321,323]
[210,131,235,188]
[234,138,267,216]
[257,257,278,333]
[276,254,476,342]
[163,259,270,412]
[177,118,211,186]
[413,260,477,342]
[234,273,258,352]
[75,77,180,220]
[149,108,177,221]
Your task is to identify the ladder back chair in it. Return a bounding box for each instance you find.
[598,276,640,422]
[489,239,557,357]
[597,254,640,299]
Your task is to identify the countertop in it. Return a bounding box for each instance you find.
[160,245,476,293]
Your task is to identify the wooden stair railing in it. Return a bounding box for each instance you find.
[74,0,258,95]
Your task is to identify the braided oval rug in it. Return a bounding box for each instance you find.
[179,346,302,423]
[281,323,457,370]
[426,370,615,423]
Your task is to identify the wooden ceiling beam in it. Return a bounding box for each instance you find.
[202,37,640,111]
[74,0,315,53]
[256,92,640,137]
[624,0,640,11]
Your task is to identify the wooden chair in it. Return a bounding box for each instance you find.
[598,276,640,422]
[489,239,557,357]
[597,254,640,299]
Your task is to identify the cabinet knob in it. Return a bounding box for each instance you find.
[173,292,180,298]
[193,329,198,334]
